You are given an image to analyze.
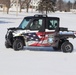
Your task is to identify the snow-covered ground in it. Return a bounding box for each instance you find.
[0,12,76,75]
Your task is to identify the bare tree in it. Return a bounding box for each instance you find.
[25,0,31,12]
[0,0,10,14]
[56,0,64,11]
[19,0,25,12]
[19,0,31,12]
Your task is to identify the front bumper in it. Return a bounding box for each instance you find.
[5,31,13,46]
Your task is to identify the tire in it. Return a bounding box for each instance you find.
[5,41,11,48]
[13,39,23,51]
[61,42,73,53]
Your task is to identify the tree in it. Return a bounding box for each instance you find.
[19,0,25,12]
[5,0,10,14]
[0,0,10,14]
[56,0,64,11]
[67,1,72,11]
[19,0,31,12]
[25,0,31,12]
[37,0,56,14]
[73,0,76,9]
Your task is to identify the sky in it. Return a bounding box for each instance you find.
[64,0,75,2]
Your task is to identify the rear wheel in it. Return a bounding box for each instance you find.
[61,42,73,53]
[13,39,23,51]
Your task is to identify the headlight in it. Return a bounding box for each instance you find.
[13,31,21,37]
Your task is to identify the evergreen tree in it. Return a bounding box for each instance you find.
[37,0,56,14]
[67,1,72,11]
[73,1,76,9]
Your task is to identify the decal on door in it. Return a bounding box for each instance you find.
[23,32,55,46]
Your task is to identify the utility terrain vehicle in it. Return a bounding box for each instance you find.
[5,14,76,52]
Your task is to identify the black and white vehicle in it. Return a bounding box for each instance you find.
[5,14,76,52]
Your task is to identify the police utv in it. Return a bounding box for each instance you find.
[5,14,76,53]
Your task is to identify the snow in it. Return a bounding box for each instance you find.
[0,11,76,75]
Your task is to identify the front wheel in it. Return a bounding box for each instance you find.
[13,39,23,51]
[5,41,11,48]
[61,42,73,53]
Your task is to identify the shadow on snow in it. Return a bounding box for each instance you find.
[0,17,22,20]
[23,46,58,52]
[0,21,13,24]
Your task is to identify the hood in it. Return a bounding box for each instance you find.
[8,27,23,31]
[7,27,26,37]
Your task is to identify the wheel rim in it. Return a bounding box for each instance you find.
[17,42,22,49]
[65,45,72,52]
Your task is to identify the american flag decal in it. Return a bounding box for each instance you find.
[22,32,55,46]
[23,33,40,41]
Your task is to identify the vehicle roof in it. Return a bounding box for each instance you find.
[24,15,59,19]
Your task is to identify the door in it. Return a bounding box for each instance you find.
[25,18,45,46]
[44,18,59,46]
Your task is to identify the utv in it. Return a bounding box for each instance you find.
[5,14,76,52]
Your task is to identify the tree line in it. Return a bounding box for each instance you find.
[0,0,76,14]
[56,0,76,12]
[38,0,76,13]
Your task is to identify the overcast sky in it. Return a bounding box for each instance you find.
[64,0,75,2]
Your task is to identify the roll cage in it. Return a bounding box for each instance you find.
[18,15,60,32]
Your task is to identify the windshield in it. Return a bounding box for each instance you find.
[19,18,31,29]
